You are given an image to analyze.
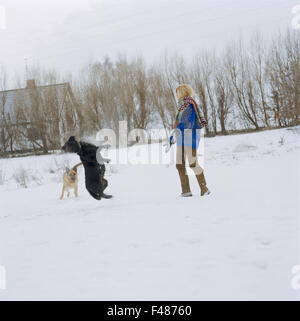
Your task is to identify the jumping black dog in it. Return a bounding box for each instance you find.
[62,136,112,200]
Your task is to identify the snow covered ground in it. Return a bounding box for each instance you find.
[0,127,299,301]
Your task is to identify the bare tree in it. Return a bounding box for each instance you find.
[250,33,271,127]
[190,57,210,134]
[132,57,151,130]
[0,65,9,153]
[225,42,261,130]
[191,52,218,135]
[148,64,175,131]
[267,30,300,127]
[115,56,135,131]
[214,59,233,134]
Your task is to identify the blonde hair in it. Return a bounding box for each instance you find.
[175,84,195,100]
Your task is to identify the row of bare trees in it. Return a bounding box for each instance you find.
[0,29,299,154]
[73,29,299,136]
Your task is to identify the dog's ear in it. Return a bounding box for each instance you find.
[65,167,70,173]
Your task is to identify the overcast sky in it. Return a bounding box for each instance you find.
[0,0,298,86]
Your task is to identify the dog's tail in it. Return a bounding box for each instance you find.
[72,163,83,171]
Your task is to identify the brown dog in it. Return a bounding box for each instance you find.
[60,163,82,200]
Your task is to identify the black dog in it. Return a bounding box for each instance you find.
[62,136,112,200]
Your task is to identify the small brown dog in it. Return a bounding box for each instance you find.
[60,163,82,200]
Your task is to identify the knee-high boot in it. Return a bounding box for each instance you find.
[176,164,191,194]
[196,172,211,196]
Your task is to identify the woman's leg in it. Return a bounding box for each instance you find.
[186,147,210,196]
[176,146,191,194]
[185,147,203,175]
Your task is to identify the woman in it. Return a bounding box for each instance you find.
[168,84,210,197]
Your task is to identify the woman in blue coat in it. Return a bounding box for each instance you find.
[168,84,210,197]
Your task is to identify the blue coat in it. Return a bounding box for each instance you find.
[171,104,201,149]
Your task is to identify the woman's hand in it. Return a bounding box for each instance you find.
[164,141,172,153]
[164,129,180,153]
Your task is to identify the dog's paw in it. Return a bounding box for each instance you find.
[88,190,102,200]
